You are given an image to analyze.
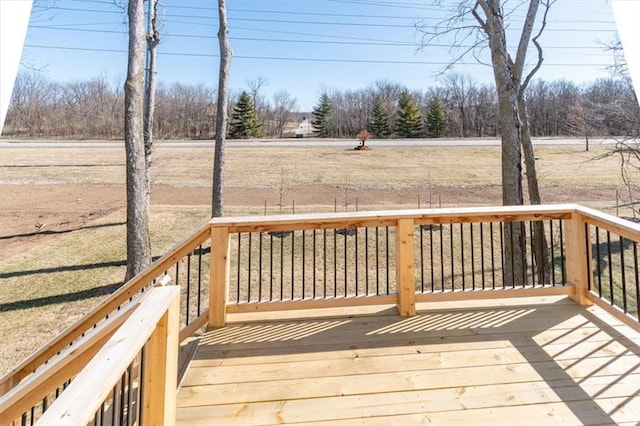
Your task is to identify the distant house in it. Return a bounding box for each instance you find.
[295,117,314,138]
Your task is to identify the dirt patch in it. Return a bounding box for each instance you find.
[0,183,619,258]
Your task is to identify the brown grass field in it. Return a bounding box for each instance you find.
[0,143,628,375]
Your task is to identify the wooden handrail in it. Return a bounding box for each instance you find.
[575,205,640,242]
[0,223,209,396]
[0,301,139,424]
[209,204,577,233]
[37,287,180,425]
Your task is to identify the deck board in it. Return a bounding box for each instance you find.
[177,296,640,425]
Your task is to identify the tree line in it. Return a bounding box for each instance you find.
[2,70,638,140]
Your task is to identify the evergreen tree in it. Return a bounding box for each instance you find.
[395,91,422,138]
[311,93,335,137]
[426,97,448,137]
[229,91,261,138]
[369,96,390,138]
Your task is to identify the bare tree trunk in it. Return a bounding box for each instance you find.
[124,0,151,281]
[519,95,551,283]
[519,0,553,284]
[144,0,160,207]
[475,0,525,284]
[212,0,232,217]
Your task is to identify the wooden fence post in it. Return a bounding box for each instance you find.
[142,289,180,425]
[565,212,593,306]
[396,218,416,316]
[209,226,230,327]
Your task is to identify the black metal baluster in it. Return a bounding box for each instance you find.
[559,221,566,285]
[550,220,556,284]
[386,227,390,294]
[302,230,306,299]
[376,227,380,295]
[197,244,202,316]
[174,261,179,289]
[470,223,476,290]
[334,227,338,297]
[237,233,241,302]
[138,346,146,426]
[344,230,348,297]
[355,227,359,295]
[620,235,627,313]
[291,232,295,300]
[460,223,465,291]
[607,231,614,305]
[186,253,191,325]
[633,242,639,321]
[270,234,274,301]
[119,373,126,426]
[480,222,486,289]
[584,224,590,291]
[450,223,454,291]
[529,221,535,287]
[280,234,284,301]
[110,385,117,426]
[324,229,328,298]
[439,224,445,292]
[313,230,317,299]
[127,363,134,426]
[595,227,602,297]
[365,227,370,295]
[420,225,425,293]
[500,222,505,288]
[509,222,516,288]
[248,233,252,303]
[430,224,435,292]
[521,222,527,286]
[259,233,263,302]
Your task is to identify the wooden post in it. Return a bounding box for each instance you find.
[209,226,230,327]
[395,218,416,316]
[565,212,593,306]
[142,289,179,425]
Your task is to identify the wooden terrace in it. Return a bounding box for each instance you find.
[177,297,640,425]
[1,204,640,425]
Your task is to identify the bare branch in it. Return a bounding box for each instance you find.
[521,0,555,92]
[512,0,540,81]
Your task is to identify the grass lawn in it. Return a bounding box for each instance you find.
[0,143,629,375]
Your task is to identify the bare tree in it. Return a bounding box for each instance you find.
[124,0,152,281]
[144,0,160,206]
[595,38,640,217]
[271,90,298,137]
[422,0,555,284]
[212,0,232,217]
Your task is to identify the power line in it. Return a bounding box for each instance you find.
[61,0,615,23]
[28,25,613,53]
[23,43,614,67]
[46,5,618,32]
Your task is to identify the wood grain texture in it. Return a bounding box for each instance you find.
[37,287,180,426]
[177,296,640,425]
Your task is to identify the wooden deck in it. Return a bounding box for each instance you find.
[176,296,640,425]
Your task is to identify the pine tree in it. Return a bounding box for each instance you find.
[369,96,390,138]
[229,91,261,139]
[395,91,422,138]
[426,97,448,137]
[311,93,335,137]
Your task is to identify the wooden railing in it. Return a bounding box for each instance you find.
[209,204,578,325]
[1,204,639,424]
[36,286,180,425]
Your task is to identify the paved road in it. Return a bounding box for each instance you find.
[0,137,630,149]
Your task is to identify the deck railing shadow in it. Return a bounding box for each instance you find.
[1,204,639,424]
[195,297,637,424]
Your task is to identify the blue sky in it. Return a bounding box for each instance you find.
[21,0,622,110]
